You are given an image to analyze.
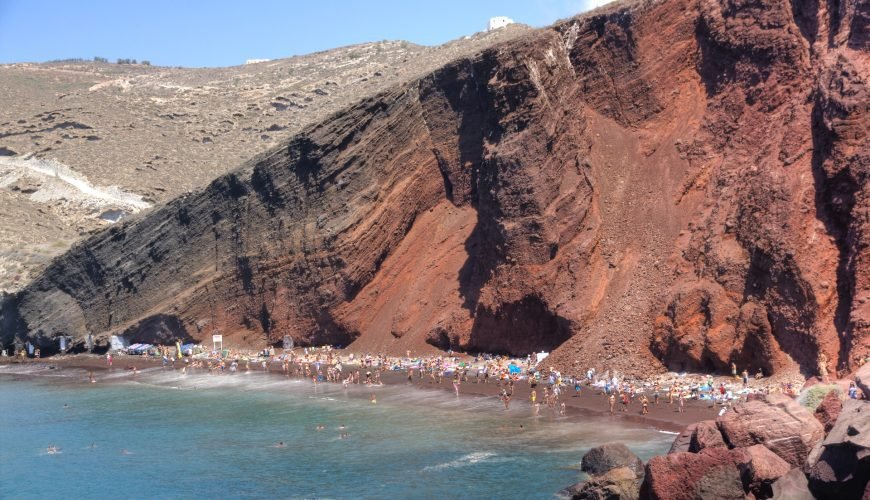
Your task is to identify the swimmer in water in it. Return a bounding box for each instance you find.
[274,441,286,448]
[121,449,133,455]
[370,393,377,404]
[46,445,61,454]
[316,424,325,431]
[339,424,347,439]
[88,370,96,383]
[63,404,70,409]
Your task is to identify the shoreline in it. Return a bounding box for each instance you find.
[0,354,734,432]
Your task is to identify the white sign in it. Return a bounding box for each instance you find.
[212,335,223,343]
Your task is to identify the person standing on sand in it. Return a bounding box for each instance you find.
[678,391,685,413]
[453,373,461,397]
[609,393,616,415]
[742,370,749,387]
[641,395,649,415]
[731,362,738,380]
[621,392,629,412]
[107,352,113,367]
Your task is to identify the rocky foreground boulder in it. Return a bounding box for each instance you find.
[716,394,824,468]
[813,390,843,434]
[807,399,870,499]
[641,394,825,499]
[563,443,645,500]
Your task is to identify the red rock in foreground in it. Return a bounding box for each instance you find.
[1,0,867,377]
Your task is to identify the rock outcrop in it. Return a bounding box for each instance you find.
[814,390,844,433]
[643,394,866,499]
[807,399,870,499]
[0,0,867,377]
[564,442,645,500]
[716,394,824,468]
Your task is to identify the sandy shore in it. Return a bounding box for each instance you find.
[0,354,731,432]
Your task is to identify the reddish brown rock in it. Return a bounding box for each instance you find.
[735,444,792,498]
[641,448,745,500]
[668,423,696,454]
[814,390,843,433]
[689,420,727,452]
[0,0,866,380]
[717,394,824,468]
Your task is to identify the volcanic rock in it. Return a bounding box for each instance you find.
[641,447,745,500]
[689,420,727,453]
[717,394,824,468]
[581,442,645,478]
[563,467,640,500]
[814,390,843,434]
[734,444,792,499]
[857,364,870,397]
[807,400,870,499]
[0,0,867,376]
[668,423,696,454]
[770,468,814,500]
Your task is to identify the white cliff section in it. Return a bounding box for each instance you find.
[0,155,151,214]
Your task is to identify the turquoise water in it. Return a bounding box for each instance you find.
[0,365,673,499]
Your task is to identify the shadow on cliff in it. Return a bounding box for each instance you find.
[810,94,857,371]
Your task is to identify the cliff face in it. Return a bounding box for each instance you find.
[2,0,867,376]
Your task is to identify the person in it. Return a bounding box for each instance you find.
[742,370,749,387]
[731,362,738,379]
[370,393,377,404]
[653,383,660,404]
[88,370,96,384]
[641,395,649,415]
[848,382,859,400]
[755,368,763,380]
[530,389,537,406]
[452,373,460,396]
[560,402,566,415]
[274,441,286,448]
[609,393,616,415]
[107,352,113,367]
[339,425,348,439]
[574,379,582,397]
[501,389,511,410]
[818,353,829,383]
[678,391,685,413]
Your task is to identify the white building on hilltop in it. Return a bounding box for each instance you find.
[487,16,514,31]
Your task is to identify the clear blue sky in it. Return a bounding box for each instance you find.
[0,0,611,67]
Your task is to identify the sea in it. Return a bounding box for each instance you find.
[0,364,674,499]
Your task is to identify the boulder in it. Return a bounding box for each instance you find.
[735,444,791,498]
[716,393,824,468]
[669,423,696,454]
[808,400,870,499]
[856,363,870,398]
[641,448,745,500]
[813,390,843,433]
[770,468,814,500]
[581,442,644,478]
[564,467,640,500]
[689,420,727,452]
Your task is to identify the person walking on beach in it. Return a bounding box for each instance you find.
[106,352,113,367]
[742,369,749,387]
[452,373,461,397]
[678,391,686,413]
[609,393,616,415]
[641,395,649,415]
[621,392,629,412]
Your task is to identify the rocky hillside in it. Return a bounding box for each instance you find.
[2,0,867,378]
[0,26,529,292]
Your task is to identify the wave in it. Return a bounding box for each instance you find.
[422,451,500,472]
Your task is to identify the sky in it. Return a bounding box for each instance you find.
[0,0,612,67]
